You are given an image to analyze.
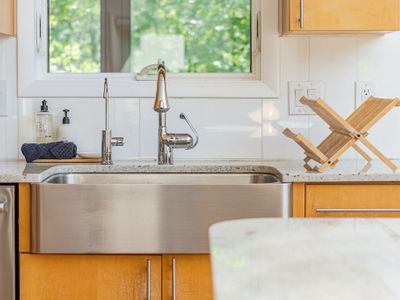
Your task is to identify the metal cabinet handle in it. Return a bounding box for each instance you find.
[0,200,7,213]
[316,208,400,213]
[300,0,305,28]
[147,259,151,300]
[172,258,176,300]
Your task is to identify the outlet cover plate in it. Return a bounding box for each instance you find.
[0,81,7,117]
[289,81,324,115]
[356,81,376,108]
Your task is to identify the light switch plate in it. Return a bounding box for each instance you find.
[0,81,7,117]
[289,81,324,115]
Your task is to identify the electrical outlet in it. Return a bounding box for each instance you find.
[0,81,7,117]
[356,81,376,107]
[289,81,324,115]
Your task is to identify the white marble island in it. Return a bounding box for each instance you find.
[209,219,400,300]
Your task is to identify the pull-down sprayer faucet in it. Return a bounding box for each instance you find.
[150,60,199,165]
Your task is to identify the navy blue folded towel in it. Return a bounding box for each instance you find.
[21,141,77,162]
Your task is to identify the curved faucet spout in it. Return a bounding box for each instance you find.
[154,63,170,113]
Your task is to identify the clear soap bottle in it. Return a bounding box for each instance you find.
[36,100,54,143]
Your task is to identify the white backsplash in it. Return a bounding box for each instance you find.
[0,38,18,160]
[3,32,400,161]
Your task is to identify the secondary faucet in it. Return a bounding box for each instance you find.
[101,78,124,165]
[147,60,199,165]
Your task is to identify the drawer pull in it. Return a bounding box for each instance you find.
[172,258,176,300]
[147,259,151,300]
[316,208,400,213]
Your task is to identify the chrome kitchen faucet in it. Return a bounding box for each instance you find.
[101,78,124,165]
[141,60,199,165]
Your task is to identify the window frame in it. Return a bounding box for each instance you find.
[18,0,279,98]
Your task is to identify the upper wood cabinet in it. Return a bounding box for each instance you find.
[281,0,400,34]
[0,0,14,36]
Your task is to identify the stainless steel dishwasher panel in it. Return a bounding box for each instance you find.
[31,181,291,254]
[0,186,15,300]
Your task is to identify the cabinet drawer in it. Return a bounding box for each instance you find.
[306,184,400,217]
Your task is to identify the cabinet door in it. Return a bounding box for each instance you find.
[20,254,161,300]
[306,184,400,217]
[162,255,213,300]
[288,0,400,32]
[0,0,14,36]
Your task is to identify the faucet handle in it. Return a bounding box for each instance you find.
[111,137,125,147]
[179,113,199,150]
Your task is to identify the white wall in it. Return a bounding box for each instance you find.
[4,32,400,161]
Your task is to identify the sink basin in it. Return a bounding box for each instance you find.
[44,173,279,185]
[32,172,291,254]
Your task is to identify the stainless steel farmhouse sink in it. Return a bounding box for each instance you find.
[31,173,291,254]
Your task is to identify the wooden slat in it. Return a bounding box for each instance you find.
[19,184,31,253]
[283,128,328,163]
[347,97,400,133]
[300,97,356,134]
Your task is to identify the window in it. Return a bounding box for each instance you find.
[19,0,278,98]
[48,0,252,74]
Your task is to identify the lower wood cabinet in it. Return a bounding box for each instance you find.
[19,254,213,300]
[162,255,213,300]
[20,254,162,300]
[293,183,400,218]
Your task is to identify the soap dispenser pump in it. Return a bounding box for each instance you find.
[57,109,74,142]
[36,99,54,143]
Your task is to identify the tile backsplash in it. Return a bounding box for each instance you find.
[4,32,400,161]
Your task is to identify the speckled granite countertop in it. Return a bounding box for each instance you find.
[1,159,400,183]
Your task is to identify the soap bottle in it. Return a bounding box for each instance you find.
[57,109,74,142]
[36,100,53,143]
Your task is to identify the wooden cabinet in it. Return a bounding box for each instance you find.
[281,0,400,34]
[20,254,162,300]
[162,255,213,300]
[0,0,14,36]
[293,183,400,218]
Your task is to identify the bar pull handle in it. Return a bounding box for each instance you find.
[316,208,400,213]
[147,259,151,300]
[172,258,176,300]
[299,0,305,28]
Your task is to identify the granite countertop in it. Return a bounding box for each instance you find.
[1,159,400,183]
[209,218,400,300]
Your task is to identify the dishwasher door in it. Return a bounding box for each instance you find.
[0,186,14,300]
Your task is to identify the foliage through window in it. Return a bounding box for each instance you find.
[48,0,252,74]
